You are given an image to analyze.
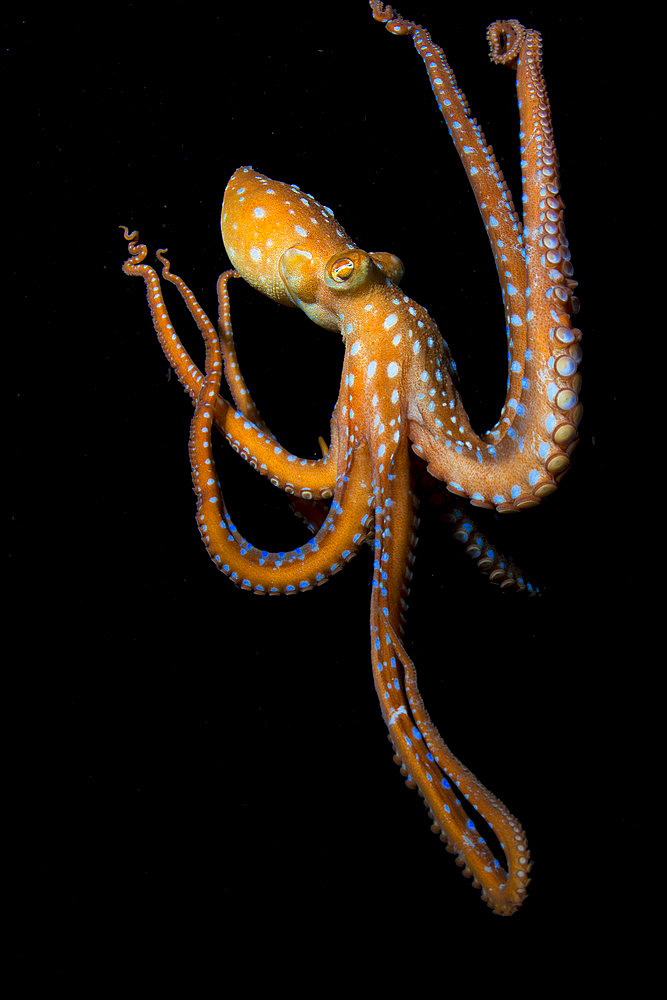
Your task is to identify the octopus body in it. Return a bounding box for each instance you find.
[122,3,581,914]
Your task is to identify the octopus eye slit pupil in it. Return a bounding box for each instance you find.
[331,257,355,281]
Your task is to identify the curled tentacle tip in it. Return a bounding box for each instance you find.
[119,227,148,264]
[369,0,392,21]
[487,19,525,66]
[156,247,171,269]
[121,235,148,266]
[369,1,412,35]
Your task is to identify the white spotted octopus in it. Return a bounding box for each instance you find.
[122,2,581,914]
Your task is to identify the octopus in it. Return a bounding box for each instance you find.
[121,2,581,915]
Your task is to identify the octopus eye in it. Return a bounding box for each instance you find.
[330,257,355,282]
[324,249,374,292]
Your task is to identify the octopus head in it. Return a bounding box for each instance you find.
[221,167,404,332]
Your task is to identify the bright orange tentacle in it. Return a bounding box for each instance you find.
[188,290,373,593]
[121,230,337,499]
[368,437,530,914]
[370,5,582,512]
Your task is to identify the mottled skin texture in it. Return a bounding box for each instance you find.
[122,3,581,914]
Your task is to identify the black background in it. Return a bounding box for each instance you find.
[7,0,653,984]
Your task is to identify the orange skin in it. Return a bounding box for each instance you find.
[122,4,581,914]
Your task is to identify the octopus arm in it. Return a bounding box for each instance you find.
[372,6,582,512]
[189,287,373,593]
[416,467,538,591]
[377,621,531,914]
[121,230,337,499]
[371,0,528,405]
[369,438,530,913]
